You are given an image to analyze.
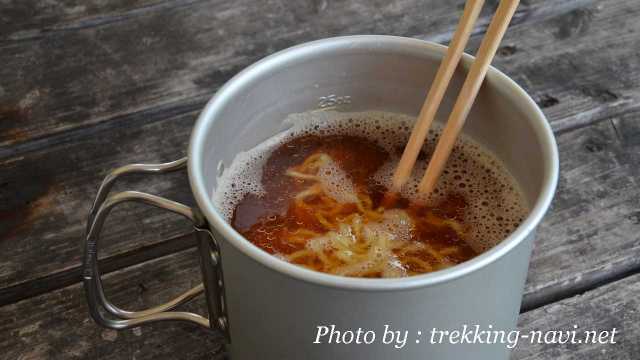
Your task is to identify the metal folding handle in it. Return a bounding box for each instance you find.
[82,158,226,334]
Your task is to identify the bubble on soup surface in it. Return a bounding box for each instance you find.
[214,110,528,254]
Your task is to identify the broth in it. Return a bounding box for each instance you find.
[214,111,528,278]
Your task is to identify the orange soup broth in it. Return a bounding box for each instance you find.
[231,134,478,277]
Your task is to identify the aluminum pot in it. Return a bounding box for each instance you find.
[83,35,559,359]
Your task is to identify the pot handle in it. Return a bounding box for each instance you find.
[82,158,229,339]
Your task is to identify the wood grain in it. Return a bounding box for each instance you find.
[1,0,639,358]
[0,0,594,149]
[0,249,225,360]
[0,110,198,289]
[515,273,640,359]
[474,0,640,133]
[522,115,640,310]
[0,0,173,41]
[1,103,638,312]
[0,233,196,305]
[2,246,639,359]
[1,0,639,305]
[392,0,485,192]
[417,0,520,195]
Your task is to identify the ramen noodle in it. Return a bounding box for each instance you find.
[213,111,528,278]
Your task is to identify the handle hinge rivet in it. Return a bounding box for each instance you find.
[210,250,220,265]
[218,316,228,331]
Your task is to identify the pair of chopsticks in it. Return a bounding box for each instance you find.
[390,0,520,197]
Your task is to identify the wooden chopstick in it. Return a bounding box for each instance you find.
[418,0,520,195]
[391,0,485,193]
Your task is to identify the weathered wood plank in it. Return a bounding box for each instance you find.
[468,0,640,133]
[0,0,596,148]
[0,110,198,289]
[522,114,640,310]
[0,232,195,305]
[515,272,640,359]
[1,105,638,313]
[2,247,639,359]
[0,0,601,291]
[1,0,639,357]
[0,249,225,360]
[0,0,173,42]
[2,0,639,306]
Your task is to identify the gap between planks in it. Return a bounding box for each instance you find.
[0,0,598,156]
[0,0,635,311]
[1,0,209,44]
[0,97,206,161]
[4,115,639,308]
[0,233,196,306]
[4,232,640,315]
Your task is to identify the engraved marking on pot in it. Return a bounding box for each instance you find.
[318,95,352,109]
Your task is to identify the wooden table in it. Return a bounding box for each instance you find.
[1,0,639,358]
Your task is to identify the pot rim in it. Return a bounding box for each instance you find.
[188,35,559,291]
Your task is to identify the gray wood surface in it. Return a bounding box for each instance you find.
[2,0,638,295]
[0,0,602,150]
[1,0,639,358]
[477,0,640,134]
[515,272,640,359]
[2,247,639,359]
[0,110,198,291]
[0,249,225,359]
[523,114,640,311]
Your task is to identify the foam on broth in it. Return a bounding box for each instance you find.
[213,111,529,275]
